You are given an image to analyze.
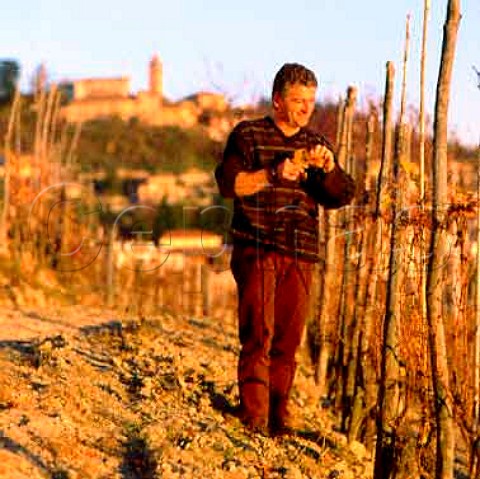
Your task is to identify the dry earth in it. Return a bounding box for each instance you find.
[0,301,373,479]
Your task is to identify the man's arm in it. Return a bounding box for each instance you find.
[299,136,356,208]
[215,129,270,198]
[215,128,304,198]
[218,161,306,197]
[302,163,356,209]
[233,169,270,197]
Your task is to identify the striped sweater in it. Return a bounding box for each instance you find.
[215,116,355,262]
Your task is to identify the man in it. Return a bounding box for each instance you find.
[215,63,355,436]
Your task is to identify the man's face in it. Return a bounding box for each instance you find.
[274,83,317,129]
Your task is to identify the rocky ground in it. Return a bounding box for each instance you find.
[0,302,374,479]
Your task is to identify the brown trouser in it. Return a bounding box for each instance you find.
[230,242,314,427]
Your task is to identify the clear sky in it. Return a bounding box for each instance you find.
[2,0,479,146]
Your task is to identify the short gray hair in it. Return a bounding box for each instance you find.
[272,63,318,99]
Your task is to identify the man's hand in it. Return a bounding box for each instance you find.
[272,143,336,184]
[277,158,305,182]
[291,145,336,174]
[308,144,335,173]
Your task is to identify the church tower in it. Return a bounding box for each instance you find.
[149,54,163,98]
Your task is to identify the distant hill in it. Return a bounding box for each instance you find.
[75,117,224,174]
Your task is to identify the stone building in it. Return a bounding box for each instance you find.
[59,54,229,130]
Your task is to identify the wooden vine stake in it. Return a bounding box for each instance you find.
[426,1,461,478]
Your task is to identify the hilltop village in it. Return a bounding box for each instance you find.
[56,54,247,142]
